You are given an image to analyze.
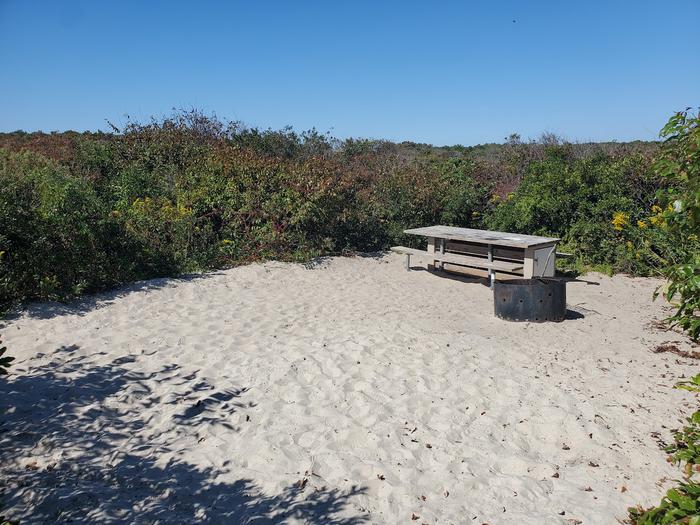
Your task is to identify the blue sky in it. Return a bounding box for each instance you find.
[1,1,698,145]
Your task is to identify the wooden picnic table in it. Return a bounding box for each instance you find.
[393,225,559,285]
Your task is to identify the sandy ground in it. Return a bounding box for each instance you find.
[1,253,698,524]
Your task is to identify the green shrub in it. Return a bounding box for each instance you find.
[666,409,700,477]
[0,111,678,314]
[665,376,700,477]
[0,149,120,307]
[0,115,363,312]
[652,109,700,340]
[486,150,664,273]
[628,481,700,525]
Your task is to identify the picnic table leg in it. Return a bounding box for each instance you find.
[487,243,494,288]
[405,253,411,271]
[427,237,436,270]
[523,247,535,278]
[439,238,445,270]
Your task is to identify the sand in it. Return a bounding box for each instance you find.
[1,253,698,524]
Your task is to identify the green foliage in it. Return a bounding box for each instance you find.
[677,375,700,393]
[0,110,682,315]
[486,150,663,273]
[369,157,490,247]
[666,409,700,476]
[628,481,700,525]
[628,374,700,524]
[664,375,700,477]
[651,109,700,340]
[0,149,129,307]
[0,113,493,312]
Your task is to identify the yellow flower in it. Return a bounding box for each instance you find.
[611,211,629,231]
[649,215,662,226]
[626,241,633,250]
[637,220,647,229]
[506,193,515,201]
[471,211,480,217]
[651,205,662,214]
[177,203,193,215]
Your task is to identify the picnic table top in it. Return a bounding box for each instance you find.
[403,225,559,249]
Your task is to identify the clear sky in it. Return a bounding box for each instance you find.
[1,1,698,146]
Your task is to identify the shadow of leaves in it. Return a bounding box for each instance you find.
[0,346,368,524]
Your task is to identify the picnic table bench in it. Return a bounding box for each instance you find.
[391,225,559,286]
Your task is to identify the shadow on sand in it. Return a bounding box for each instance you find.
[410,267,588,320]
[6,252,393,323]
[0,346,368,524]
[1,273,221,323]
[303,251,386,270]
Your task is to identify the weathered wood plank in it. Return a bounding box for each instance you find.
[426,236,436,271]
[391,246,523,273]
[445,240,525,262]
[390,246,428,256]
[404,225,559,249]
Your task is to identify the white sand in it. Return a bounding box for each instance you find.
[1,254,698,524]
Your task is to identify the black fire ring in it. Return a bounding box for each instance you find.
[494,278,567,322]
